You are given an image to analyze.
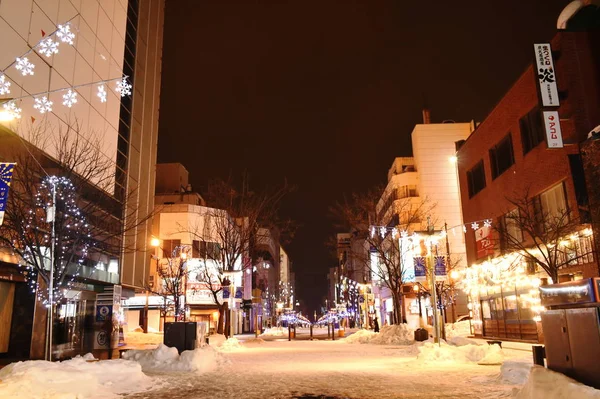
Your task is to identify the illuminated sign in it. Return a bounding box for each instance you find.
[543,111,563,148]
[534,43,559,107]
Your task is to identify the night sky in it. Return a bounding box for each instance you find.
[157,0,567,314]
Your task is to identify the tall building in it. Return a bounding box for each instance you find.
[456,31,600,342]
[0,0,164,360]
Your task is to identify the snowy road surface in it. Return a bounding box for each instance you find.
[123,338,529,399]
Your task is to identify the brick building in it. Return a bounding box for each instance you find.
[456,31,600,341]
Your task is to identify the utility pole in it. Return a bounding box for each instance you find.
[427,217,440,345]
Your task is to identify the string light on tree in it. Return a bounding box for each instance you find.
[0,74,11,95]
[33,96,53,114]
[15,57,35,76]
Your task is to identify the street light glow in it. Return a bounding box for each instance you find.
[0,110,16,121]
[150,237,160,247]
[448,155,458,164]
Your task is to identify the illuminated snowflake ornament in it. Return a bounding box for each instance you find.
[56,24,75,45]
[15,57,35,76]
[483,219,492,228]
[115,77,132,97]
[462,225,467,233]
[3,101,22,119]
[471,222,480,231]
[62,89,78,107]
[400,230,409,239]
[97,84,107,103]
[0,74,11,95]
[33,96,53,114]
[379,226,386,238]
[370,226,376,238]
[38,37,59,57]
[391,227,398,239]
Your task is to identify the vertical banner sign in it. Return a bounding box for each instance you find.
[534,43,559,107]
[0,163,16,227]
[413,257,427,282]
[475,226,494,259]
[543,111,564,148]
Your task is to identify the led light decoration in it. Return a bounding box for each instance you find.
[0,74,11,95]
[483,219,492,228]
[3,101,22,119]
[33,96,53,114]
[97,84,107,103]
[38,37,59,58]
[15,57,35,76]
[62,89,78,108]
[470,222,480,230]
[116,77,132,97]
[56,24,75,45]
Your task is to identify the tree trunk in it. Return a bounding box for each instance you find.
[392,292,402,325]
[217,304,225,334]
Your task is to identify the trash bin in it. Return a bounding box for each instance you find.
[414,328,428,342]
[338,329,345,338]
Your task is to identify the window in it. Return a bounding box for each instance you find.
[539,182,567,220]
[162,239,181,257]
[500,209,523,250]
[520,107,544,154]
[489,134,515,179]
[467,160,486,198]
[196,241,221,259]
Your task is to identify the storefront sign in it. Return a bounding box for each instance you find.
[534,43,559,107]
[542,111,563,148]
[539,278,596,307]
[475,226,494,259]
[0,163,16,227]
[186,288,221,305]
[96,305,112,322]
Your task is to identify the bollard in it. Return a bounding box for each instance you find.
[327,323,330,339]
[310,324,313,340]
[288,324,291,341]
[331,323,335,341]
[532,345,545,366]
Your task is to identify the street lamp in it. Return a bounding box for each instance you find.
[145,237,161,333]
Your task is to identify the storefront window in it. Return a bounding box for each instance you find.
[518,294,534,321]
[503,295,518,320]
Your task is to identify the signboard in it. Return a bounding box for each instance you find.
[542,111,564,148]
[186,288,221,305]
[235,288,243,299]
[534,43,559,107]
[0,163,16,227]
[96,305,112,322]
[222,287,230,299]
[475,226,494,259]
[434,256,447,276]
[539,278,597,307]
[413,257,426,281]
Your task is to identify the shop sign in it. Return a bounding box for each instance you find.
[542,111,563,148]
[187,288,221,305]
[96,305,112,322]
[534,43,559,107]
[475,226,494,259]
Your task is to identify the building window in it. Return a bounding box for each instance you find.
[467,160,486,198]
[489,134,515,179]
[162,239,181,256]
[520,107,544,155]
[539,182,568,220]
[500,208,523,250]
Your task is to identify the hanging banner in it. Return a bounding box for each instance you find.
[475,226,494,258]
[534,43,559,107]
[413,257,426,282]
[0,163,16,227]
[543,111,564,148]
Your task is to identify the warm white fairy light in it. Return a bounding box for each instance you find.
[33,96,53,113]
[15,57,35,76]
[38,37,59,58]
[62,89,78,107]
[97,84,107,103]
[116,77,132,97]
[0,74,11,95]
[56,24,75,45]
[3,101,22,119]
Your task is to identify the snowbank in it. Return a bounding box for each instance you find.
[218,337,243,352]
[122,343,221,373]
[445,320,472,339]
[244,338,266,345]
[343,325,414,345]
[499,361,533,385]
[260,327,287,337]
[0,355,153,399]
[343,329,377,344]
[448,336,479,347]
[417,341,503,365]
[515,366,600,398]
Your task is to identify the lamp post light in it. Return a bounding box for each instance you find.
[146,237,161,333]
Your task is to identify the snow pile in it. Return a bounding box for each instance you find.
[445,320,472,339]
[343,329,376,344]
[125,331,164,346]
[499,361,533,385]
[260,327,287,337]
[218,337,243,352]
[0,355,153,399]
[122,343,221,373]
[370,324,415,345]
[417,341,503,365]
[515,366,600,398]
[208,333,226,347]
[244,338,266,345]
[448,336,479,347]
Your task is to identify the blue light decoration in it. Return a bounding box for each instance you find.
[0,163,16,227]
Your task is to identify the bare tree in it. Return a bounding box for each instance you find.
[494,190,595,283]
[330,186,434,325]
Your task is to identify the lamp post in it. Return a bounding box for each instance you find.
[146,237,160,333]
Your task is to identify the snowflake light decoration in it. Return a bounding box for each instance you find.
[370,226,376,238]
[62,89,78,108]
[471,222,480,231]
[483,219,492,228]
[0,74,11,95]
[15,57,35,76]
[56,24,75,45]
[38,37,59,57]
[33,96,53,114]
[116,77,132,97]
[379,226,386,238]
[400,230,409,239]
[97,84,107,103]
[462,226,467,233]
[391,227,398,239]
[3,101,22,119]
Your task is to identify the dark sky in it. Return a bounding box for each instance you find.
[157,0,567,313]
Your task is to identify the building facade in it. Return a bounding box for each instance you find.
[457,32,600,342]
